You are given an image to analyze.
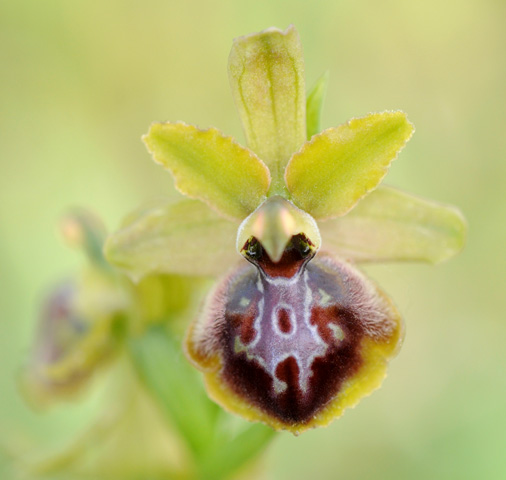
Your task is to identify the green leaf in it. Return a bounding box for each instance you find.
[306,71,329,139]
[104,199,240,281]
[318,186,467,264]
[285,111,414,219]
[199,424,275,480]
[229,25,306,195]
[129,326,220,457]
[143,122,270,220]
[129,328,275,476]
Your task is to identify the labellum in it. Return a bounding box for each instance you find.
[186,198,403,434]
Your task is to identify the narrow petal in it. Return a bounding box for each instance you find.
[104,200,241,281]
[143,122,270,220]
[306,71,329,139]
[228,25,306,194]
[319,186,467,264]
[285,111,414,220]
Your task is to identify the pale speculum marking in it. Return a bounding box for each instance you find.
[233,268,331,395]
[239,297,251,307]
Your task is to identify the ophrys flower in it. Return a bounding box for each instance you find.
[105,26,465,434]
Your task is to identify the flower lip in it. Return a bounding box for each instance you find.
[185,250,404,433]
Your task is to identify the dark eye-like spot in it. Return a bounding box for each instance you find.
[291,234,313,258]
[244,237,263,260]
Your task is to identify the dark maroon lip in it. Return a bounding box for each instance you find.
[212,251,395,425]
[193,235,398,426]
[221,303,363,424]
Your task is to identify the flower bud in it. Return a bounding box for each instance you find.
[21,209,129,407]
[20,274,128,407]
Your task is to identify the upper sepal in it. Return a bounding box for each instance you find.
[229,25,306,195]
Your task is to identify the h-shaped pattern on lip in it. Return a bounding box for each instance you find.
[233,270,329,396]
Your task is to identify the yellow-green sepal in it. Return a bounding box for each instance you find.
[319,186,467,264]
[104,199,240,281]
[228,25,306,195]
[285,111,414,220]
[143,122,270,220]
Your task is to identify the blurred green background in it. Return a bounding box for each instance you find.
[1,0,505,479]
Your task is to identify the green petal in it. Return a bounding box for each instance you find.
[104,200,240,281]
[318,186,467,264]
[143,122,270,219]
[306,71,329,139]
[228,25,306,195]
[285,111,414,219]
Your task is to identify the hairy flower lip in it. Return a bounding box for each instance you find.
[185,250,404,434]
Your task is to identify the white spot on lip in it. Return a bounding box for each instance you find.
[318,288,332,306]
[273,376,287,394]
[239,297,251,307]
[329,323,344,342]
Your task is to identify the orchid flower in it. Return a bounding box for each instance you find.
[105,26,465,434]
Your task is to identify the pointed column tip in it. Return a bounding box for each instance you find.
[236,196,321,262]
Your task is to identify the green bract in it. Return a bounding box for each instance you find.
[105,25,465,279]
[306,72,329,139]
